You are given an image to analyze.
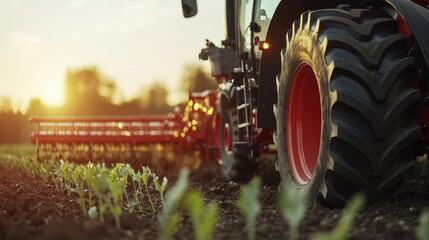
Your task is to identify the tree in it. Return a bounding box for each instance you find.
[0,96,13,113]
[180,63,217,93]
[0,111,26,143]
[26,98,46,116]
[64,66,119,115]
[139,81,172,114]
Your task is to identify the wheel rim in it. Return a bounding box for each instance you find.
[287,63,322,185]
[223,122,232,153]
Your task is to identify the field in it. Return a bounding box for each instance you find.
[0,144,429,240]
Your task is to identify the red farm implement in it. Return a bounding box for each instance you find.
[30,91,219,163]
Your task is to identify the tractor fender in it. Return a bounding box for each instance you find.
[387,0,429,70]
[218,82,235,115]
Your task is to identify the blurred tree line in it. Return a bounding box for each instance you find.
[0,63,216,143]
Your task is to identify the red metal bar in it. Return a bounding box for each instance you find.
[29,115,174,123]
[29,114,181,145]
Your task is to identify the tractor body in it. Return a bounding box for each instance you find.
[181,0,429,206]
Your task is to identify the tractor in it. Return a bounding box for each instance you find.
[180,0,429,207]
[30,0,429,208]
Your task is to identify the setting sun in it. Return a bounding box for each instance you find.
[41,81,64,106]
[0,0,224,113]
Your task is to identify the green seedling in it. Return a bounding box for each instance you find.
[142,166,156,212]
[19,155,35,176]
[72,165,88,214]
[51,165,64,191]
[90,172,110,222]
[312,194,364,240]
[130,168,143,212]
[417,210,429,240]
[84,162,97,206]
[159,168,189,240]
[39,164,49,182]
[153,175,168,206]
[110,163,130,205]
[122,164,145,213]
[237,177,261,240]
[60,160,74,196]
[278,185,307,240]
[183,191,218,240]
[119,176,129,206]
[109,179,124,229]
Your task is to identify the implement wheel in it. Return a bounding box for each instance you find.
[274,7,420,207]
[219,107,254,181]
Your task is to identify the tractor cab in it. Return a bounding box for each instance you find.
[236,0,280,74]
[181,0,280,80]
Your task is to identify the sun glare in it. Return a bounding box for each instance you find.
[41,83,64,106]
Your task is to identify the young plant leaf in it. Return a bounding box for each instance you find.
[416,210,429,240]
[109,179,124,204]
[130,170,143,212]
[98,202,108,223]
[159,168,189,240]
[312,194,365,240]
[72,165,87,213]
[183,191,218,240]
[141,166,155,212]
[110,204,123,229]
[237,177,261,240]
[90,172,110,223]
[154,175,168,206]
[92,172,110,196]
[142,166,152,185]
[278,184,307,240]
[161,213,181,240]
[84,162,97,206]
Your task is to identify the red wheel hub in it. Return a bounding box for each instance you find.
[287,63,322,185]
[223,123,231,152]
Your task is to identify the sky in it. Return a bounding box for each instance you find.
[0,0,225,111]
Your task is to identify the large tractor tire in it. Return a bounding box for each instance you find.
[219,107,255,182]
[274,7,421,207]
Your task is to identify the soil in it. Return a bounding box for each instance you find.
[0,158,429,240]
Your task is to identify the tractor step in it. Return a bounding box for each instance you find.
[237,103,250,110]
[233,141,253,149]
[238,123,250,129]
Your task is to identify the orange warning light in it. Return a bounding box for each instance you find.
[258,41,270,51]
